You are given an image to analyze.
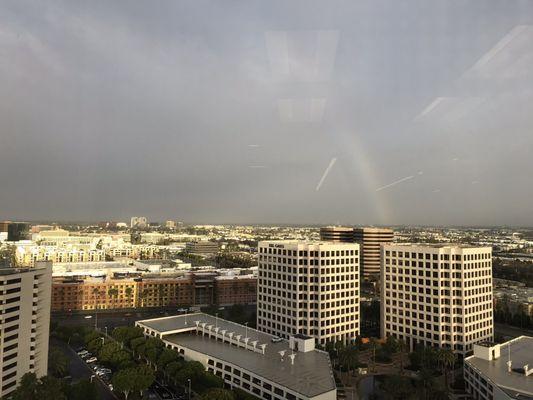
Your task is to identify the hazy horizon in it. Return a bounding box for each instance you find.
[1,0,532,226]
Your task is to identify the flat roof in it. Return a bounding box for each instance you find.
[137,313,335,397]
[466,336,533,396]
[384,243,491,250]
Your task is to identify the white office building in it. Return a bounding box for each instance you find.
[130,216,148,229]
[381,244,493,355]
[257,241,360,345]
[464,337,533,399]
[137,313,337,400]
[0,264,52,397]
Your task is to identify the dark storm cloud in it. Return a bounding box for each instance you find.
[0,0,532,226]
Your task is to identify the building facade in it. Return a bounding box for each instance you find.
[15,245,105,267]
[319,227,355,243]
[257,241,360,345]
[381,244,494,355]
[0,264,51,397]
[353,227,393,280]
[185,241,219,255]
[51,273,257,312]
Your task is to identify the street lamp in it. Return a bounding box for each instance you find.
[100,337,105,345]
[104,326,108,337]
[187,378,191,400]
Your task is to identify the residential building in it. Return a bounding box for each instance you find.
[381,244,494,355]
[257,241,360,345]
[15,245,105,267]
[136,313,336,400]
[319,226,354,243]
[215,275,257,305]
[0,264,51,397]
[185,241,219,255]
[464,337,533,399]
[353,227,394,280]
[51,271,256,312]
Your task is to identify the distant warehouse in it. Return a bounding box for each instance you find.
[185,240,219,255]
[136,313,336,400]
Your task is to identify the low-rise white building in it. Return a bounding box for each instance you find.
[464,337,533,399]
[136,313,336,400]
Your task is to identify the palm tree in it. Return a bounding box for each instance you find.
[398,339,406,375]
[92,287,101,329]
[338,345,359,377]
[125,287,134,308]
[437,348,456,389]
[108,288,119,310]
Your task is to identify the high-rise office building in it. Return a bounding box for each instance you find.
[381,244,493,355]
[319,226,354,243]
[0,221,30,242]
[257,241,360,345]
[353,227,394,280]
[0,263,51,397]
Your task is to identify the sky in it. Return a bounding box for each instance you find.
[1,0,532,226]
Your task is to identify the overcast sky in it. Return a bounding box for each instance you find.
[1,0,532,226]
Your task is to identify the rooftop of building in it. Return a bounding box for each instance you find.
[466,336,533,397]
[259,240,359,247]
[384,243,491,250]
[0,265,48,275]
[137,313,336,398]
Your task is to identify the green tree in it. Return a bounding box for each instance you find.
[11,372,39,400]
[112,368,137,400]
[108,287,119,309]
[67,379,98,400]
[437,348,456,389]
[380,375,415,400]
[338,345,360,376]
[130,336,146,355]
[36,376,66,400]
[48,346,70,378]
[133,365,155,397]
[201,388,235,400]
[125,287,134,307]
[157,348,180,370]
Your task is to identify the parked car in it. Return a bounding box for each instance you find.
[85,357,97,363]
[77,350,89,356]
[271,336,282,343]
[108,384,113,391]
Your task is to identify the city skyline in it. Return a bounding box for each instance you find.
[1,0,533,226]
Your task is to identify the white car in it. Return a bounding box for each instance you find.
[108,384,113,391]
[85,357,97,363]
[84,315,93,319]
[271,336,283,343]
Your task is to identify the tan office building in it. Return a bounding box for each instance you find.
[354,227,393,280]
[0,263,52,397]
[319,226,355,243]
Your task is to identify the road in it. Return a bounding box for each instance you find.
[495,323,533,340]
[52,339,116,400]
[52,309,176,331]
